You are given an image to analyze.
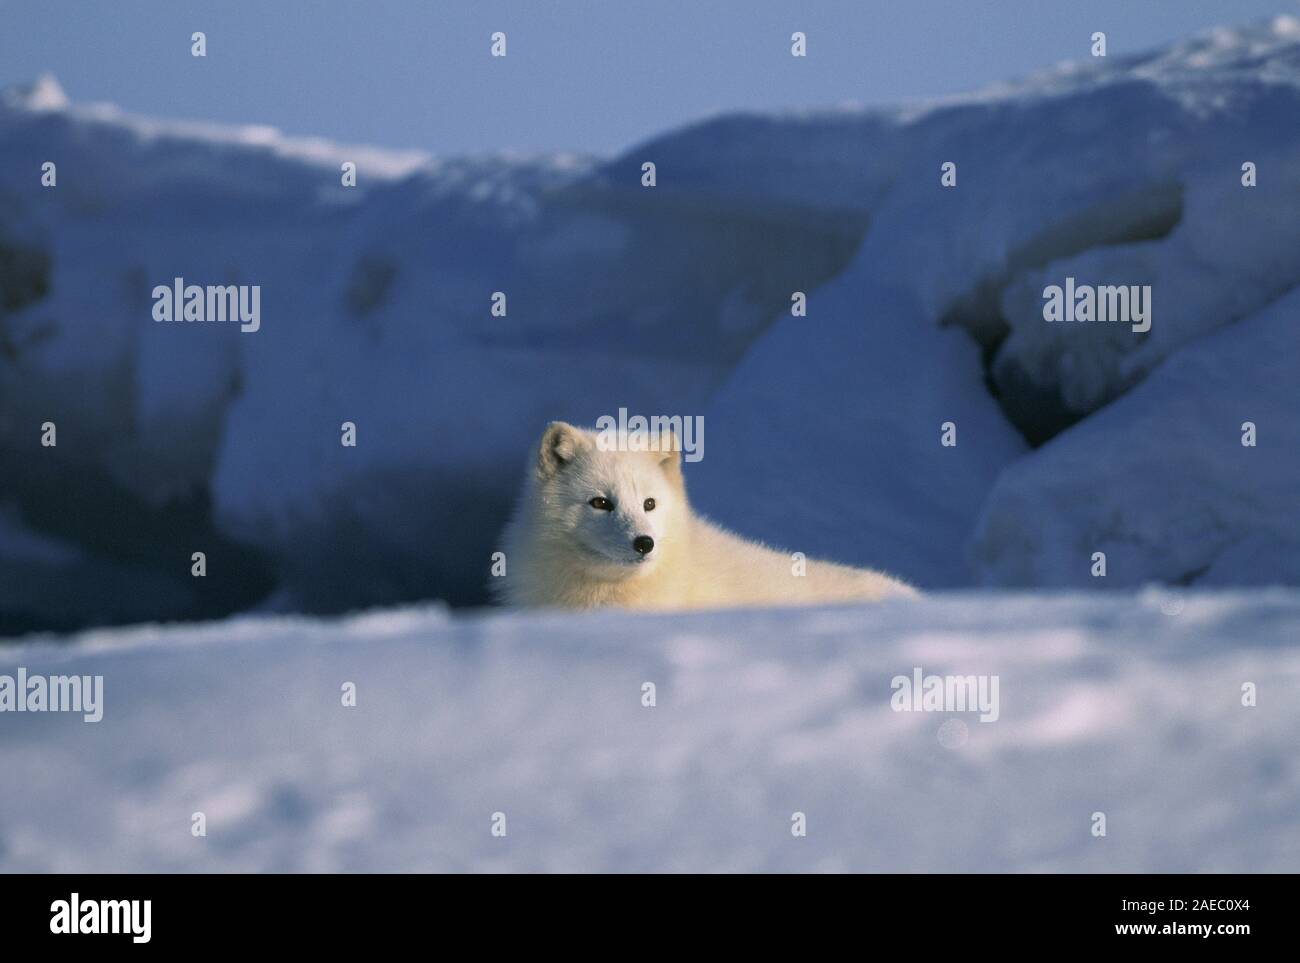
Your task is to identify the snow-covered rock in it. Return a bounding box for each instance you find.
[969,285,1300,588]
[643,16,1300,440]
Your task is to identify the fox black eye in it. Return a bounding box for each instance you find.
[589,497,613,511]
[643,498,656,512]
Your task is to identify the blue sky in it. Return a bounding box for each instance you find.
[4,1,1294,156]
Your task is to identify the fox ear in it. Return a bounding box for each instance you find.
[538,422,585,477]
[658,430,681,477]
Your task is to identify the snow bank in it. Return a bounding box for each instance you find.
[690,279,1025,588]
[893,26,1292,401]
[653,17,1300,440]
[969,285,1300,588]
[2,591,1297,871]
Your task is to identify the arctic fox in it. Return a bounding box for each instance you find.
[493,422,918,610]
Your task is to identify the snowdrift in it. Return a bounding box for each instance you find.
[2,591,1296,872]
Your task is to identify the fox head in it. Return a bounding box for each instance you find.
[529,421,686,577]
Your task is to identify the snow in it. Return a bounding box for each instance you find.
[969,285,1300,588]
[1,591,1296,872]
[1,74,69,112]
[691,280,1025,588]
[3,19,1299,872]
[4,73,428,181]
[845,15,1300,427]
[3,16,1299,629]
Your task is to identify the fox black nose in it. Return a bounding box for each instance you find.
[633,535,655,556]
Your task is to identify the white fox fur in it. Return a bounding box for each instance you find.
[493,422,918,610]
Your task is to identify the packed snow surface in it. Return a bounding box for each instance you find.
[2,590,1297,872]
